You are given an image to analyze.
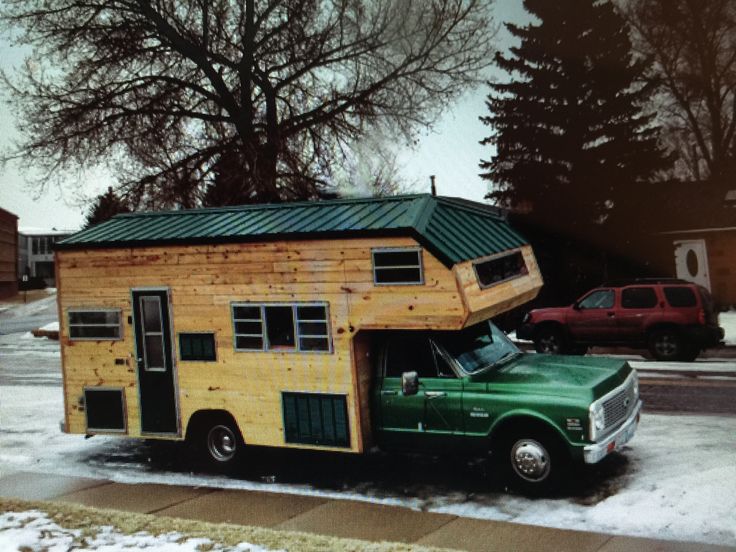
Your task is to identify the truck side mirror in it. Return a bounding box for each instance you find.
[401,371,419,396]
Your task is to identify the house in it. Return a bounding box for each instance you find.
[0,207,19,299]
[54,194,542,454]
[658,188,736,308]
[18,227,75,287]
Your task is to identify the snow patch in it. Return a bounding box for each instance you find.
[721,311,736,346]
[38,321,59,332]
[0,510,275,551]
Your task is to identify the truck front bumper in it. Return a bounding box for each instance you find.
[583,399,642,464]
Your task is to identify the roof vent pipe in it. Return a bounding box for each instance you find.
[430,175,436,196]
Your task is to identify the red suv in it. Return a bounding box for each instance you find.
[516,279,724,361]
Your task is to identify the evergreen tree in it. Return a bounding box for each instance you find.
[480,0,670,245]
[84,187,130,228]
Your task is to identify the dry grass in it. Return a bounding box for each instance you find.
[0,498,457,552]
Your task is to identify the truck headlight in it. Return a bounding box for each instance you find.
[589,402,605,440]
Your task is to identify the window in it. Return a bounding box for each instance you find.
[621,287,658,309]
[179,333,216,361]
[232,303,332,353]
[68,309,123,340]
[577,289,615,310]
[372,248,423,285]
[282,392,350,447]
[384,335,455,379]
[473,250,528,288]
[664,287,697,308]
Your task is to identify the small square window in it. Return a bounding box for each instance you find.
[179,333,217,361]
[372,248,423,285]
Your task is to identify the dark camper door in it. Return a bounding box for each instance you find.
[132,289,179,434]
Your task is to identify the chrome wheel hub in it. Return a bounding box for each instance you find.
[511,439,550,482]
[207,425,236,462]
[655,335,676,356]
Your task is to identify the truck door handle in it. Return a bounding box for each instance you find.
[425,391,447,399]
[381,390,398,396]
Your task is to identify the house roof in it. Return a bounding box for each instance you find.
[56,194,528,267]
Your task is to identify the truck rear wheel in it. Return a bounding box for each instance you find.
[189,415,245,472]
[534,326,566,355]
[648,328,685,362]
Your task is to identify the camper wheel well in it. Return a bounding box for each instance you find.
[185,409,244,444]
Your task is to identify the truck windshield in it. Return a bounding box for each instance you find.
[435,321,521,374]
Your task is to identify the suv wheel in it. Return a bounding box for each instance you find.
[648,329,684,362]
[534,326,566,355]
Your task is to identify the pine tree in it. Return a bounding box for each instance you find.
[84,187,131,228]
[480,0,670,244]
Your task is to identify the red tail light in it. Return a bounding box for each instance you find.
[698,309,705,324]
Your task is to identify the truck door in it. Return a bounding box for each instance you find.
[378,335,463,451]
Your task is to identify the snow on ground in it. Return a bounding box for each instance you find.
[0,510,274,551]
[0,292,58,319]
[0,384,734,546]
[38,321,59,332]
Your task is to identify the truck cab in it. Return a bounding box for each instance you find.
[372,321,642,491]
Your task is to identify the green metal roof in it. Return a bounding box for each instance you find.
[57,194,528,267]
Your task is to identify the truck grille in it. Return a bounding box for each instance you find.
[602,376,637,430]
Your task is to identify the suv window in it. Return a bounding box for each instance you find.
[578,289,614,309]
[622,287,658,309]
[663,286,697,308]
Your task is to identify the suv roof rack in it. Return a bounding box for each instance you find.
[601,278,692,287]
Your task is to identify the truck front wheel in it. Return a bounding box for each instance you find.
[497,430,567,494]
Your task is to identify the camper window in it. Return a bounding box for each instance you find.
[372,248,424,285]
[232,303,332,353]
[68,309,122,340]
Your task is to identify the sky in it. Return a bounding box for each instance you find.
[0,0,530,230]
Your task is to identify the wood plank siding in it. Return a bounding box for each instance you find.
[57,236,542,452]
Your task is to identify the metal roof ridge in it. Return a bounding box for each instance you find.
[435,196,506,220]
[112,193,432,219]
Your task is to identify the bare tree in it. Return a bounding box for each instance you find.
[1,0,496,207]
[623,0,736,186]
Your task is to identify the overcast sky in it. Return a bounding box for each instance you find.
[0,0,529,230]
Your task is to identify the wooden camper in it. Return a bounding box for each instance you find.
[55,194,543,453]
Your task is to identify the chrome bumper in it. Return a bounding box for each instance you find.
[584,399,642,464]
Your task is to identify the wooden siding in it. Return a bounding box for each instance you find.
[456,245,544,327]
[57,236,543,453]
[0,209,18,296]
[57,237,465,452]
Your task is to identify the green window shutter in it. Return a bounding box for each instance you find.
[282,392,350,448]
[179,333,217,361]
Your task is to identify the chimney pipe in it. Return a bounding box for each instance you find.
[430,175,436,196]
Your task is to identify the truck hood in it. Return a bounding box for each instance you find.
[471,353,631,400]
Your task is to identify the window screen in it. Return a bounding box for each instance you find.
[664,287,697,307]
[68,309,122,340]
[179,333,216,361]
[282,392,350,447]
[622,287,658,309]
[473,251,528,288]
[372,249,423,285]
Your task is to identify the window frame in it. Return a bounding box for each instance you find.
[178,332,218,362]
[472,249,529,290]
[231,302,333,354]
[67,308,123,341]
[371,247,424,286]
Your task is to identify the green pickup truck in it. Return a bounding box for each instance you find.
[372,321,641,492]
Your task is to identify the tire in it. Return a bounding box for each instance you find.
[679,343,700,362]
[534,326,566,355]
[191,416,245,472]
[497,429,567,495]
[648,328,685,362]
